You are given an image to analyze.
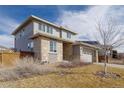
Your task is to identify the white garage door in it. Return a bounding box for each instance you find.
[80,54,92,63]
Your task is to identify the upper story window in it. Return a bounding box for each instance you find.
[47,26,53,34]
[67,32,71,39]
[38,23,42,30]
[38,23,45,32]
[38,23,53,34]
[43,24,45,32]
[47,25,49,33]
[50,40,57,53]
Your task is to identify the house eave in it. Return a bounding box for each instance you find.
[30,32,75,43]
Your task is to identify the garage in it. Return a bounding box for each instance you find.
[80,54,92,63]
[73,42,99,63]
[80,47,93,63]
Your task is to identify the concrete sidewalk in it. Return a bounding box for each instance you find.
[94,63,124,69]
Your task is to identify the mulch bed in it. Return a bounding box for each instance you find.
[95,71,121,79]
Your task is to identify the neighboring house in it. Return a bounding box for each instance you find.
[0,45,13,53]
[12,15,99,63]
[0,45,8,51]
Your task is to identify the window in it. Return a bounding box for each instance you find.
[47,26,53,34]
[67,32,71,38]
[82,48,87,54]
[27,42,34,50]
[30,42,34,48]
[38,23,42,30]
[45,25,47,32]
[43,24,45,32]
[39,23,53,34]
[50,40,57,52]
[49,27,53,34]
[27,43,30,48]
[47,25,49,33]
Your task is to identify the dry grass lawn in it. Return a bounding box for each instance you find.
[0,64,124,88]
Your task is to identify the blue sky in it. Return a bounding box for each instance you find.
[0,5,89,35]
[0,5,124,52]
[0,5,89,48]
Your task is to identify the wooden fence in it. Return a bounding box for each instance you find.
[0,51,34,66]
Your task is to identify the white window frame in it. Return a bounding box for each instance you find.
[42,24,46,32]
[50,40,57,53]
[47,26,53,34]
[27,43,30,49]
[27,42,34,50]
[67,32,71,39]
[38,23,42,31]
[45,25,47,32]
[49,27,53,34]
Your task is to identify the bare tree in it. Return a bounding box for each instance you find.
[95,17,124,74]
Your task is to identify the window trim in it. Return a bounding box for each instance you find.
[38,23,42,31]
[67,32,71,39]
[27,42,34,50]
[42,24,45,32]
[47,25,53,34]
[49,40,57,53]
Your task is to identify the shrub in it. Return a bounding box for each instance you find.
[0,68,19,81]
[0,57,56,81]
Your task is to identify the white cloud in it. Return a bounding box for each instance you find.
[0,15,19,34]
[0,15,19,48]
[0,35,14,48]
[56,5,124,52]
[56,6,111,40]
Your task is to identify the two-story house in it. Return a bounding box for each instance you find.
[12,15,77,62]
[12,15,99,63]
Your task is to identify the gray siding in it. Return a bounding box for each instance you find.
[15,22,33,52]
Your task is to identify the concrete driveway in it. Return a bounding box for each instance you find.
[94,63,124,69]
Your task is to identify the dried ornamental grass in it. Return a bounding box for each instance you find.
[0,57,56,81]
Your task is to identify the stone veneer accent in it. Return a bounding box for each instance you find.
[33,36,63,62]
